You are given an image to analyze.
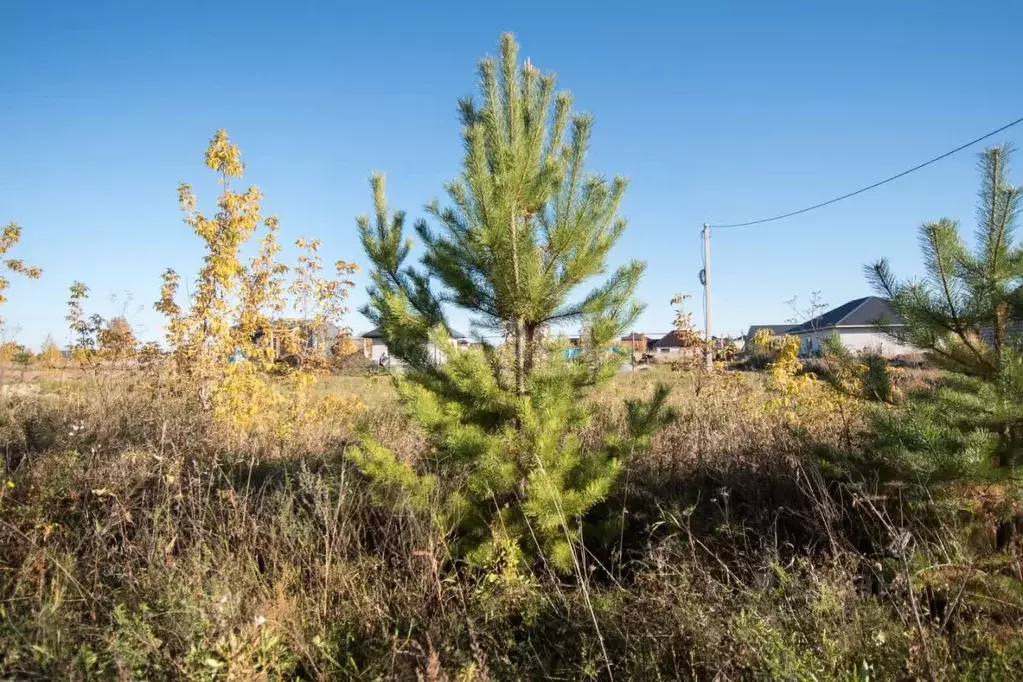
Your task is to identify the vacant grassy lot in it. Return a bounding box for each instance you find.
[1,363,1021,680]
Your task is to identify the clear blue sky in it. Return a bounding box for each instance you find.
[3,0,1022,348]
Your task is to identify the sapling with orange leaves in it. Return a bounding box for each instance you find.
[0,222,42,326]
[158,129,284,423]
[288,237,359,364]
[239,216,288,349]
[98,317,138,360]
[667,293,706,370]
[38,336,64,370]
[155,129,361,449]
[65,281,105,366]
[170,129,265,374]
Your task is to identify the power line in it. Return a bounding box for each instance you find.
[710,115,1023,229]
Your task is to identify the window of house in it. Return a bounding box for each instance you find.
[660,347,670,353]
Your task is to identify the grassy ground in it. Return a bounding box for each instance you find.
[1,362,1021,680]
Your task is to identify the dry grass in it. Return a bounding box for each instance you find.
[1,363,1021,680]
[311,373,398,409]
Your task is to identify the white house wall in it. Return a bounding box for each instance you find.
[369,342,454,366]
[798,328,916,357]
[370,343,389,364]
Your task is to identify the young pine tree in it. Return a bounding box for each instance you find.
[866,145,1023,495]
[352,34,672,573]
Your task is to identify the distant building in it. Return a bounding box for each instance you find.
[647,330,702,357]
[786,296,912,357]
[565,334,648,353]
[359,326,469,366]
[252,319,347,358]
[619,333,649,353]
[359,327,388,363]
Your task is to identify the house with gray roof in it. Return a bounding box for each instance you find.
[744,324,792,340]
[787,296,912,357]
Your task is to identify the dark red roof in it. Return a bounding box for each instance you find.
[649,330,701,348]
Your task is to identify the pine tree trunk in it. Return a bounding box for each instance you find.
[995,518,1016,551]
[994,301,1007,358]
[524,323,536,376]
[999,424,1017,470]
[509,203,526,397]
[515,316,526,397]
[996,425,1019,552]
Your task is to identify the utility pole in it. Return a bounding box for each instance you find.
[702,223,712,370]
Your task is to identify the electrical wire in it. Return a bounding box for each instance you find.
[710,115,1023,229]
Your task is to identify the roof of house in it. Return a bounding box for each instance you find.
[649,330,701,348]
[786,296,903,334]
[360,326,466,340]
[745,324,792,339]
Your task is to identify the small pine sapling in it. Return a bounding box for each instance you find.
[866,144,1023,547]
[352,34,675,574]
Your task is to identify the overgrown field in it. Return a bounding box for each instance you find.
[1,364,1021,681]
[4,25,1023,681]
